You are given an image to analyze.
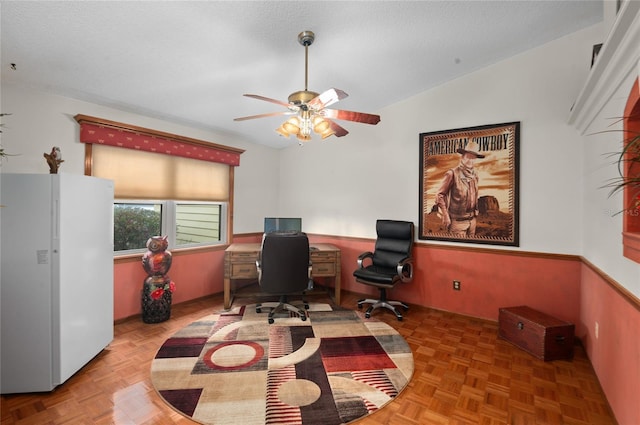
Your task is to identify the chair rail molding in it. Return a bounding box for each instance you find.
[567,0,640,134]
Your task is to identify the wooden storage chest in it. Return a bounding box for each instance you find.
[498,306,574,361]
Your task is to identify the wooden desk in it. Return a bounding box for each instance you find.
[223,243,341,309]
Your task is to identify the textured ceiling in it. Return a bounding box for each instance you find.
[1,1,602,149]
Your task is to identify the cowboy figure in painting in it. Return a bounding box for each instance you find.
[436,140,486,237]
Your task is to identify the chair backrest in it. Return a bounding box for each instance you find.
[258,232,310,294]
[372,220,414,269]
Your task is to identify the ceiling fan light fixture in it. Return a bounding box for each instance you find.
[299,110,313,137]
[283,117,300,134]
[319,128,335,139]
[276,126,289,137]
[296,133,312,143]
[313,116,330,133]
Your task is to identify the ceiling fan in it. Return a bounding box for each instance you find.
[234,31,381,143]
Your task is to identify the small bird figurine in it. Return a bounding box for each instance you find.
[142,236,172,276]
[44,146,64,174]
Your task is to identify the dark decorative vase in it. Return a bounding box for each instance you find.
[141,236,175,324]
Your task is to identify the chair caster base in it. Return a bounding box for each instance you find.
[358,298,408,321]
[258,300,307,324]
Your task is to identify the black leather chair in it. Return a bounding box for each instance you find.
[353,220,414,321]
[256,232,312,324]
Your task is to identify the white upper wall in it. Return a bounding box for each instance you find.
[279,24,601,255]
[0,84,281,235]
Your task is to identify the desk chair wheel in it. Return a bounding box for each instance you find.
[268,317,274,324]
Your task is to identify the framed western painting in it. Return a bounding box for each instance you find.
[419,122,520,246]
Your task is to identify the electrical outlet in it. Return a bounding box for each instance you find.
[453,280,461,291]
[595,321,599,339]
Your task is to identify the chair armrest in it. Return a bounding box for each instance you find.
[397,257,414,283]
[256,259,263,281]
[307,262,313,290]
[356,251,374,269]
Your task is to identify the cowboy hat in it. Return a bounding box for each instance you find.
[456,140,485,158]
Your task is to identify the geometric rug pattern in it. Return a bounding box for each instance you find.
[151,303,414,425]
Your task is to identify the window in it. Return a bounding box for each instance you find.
[114,201,225,254]
[175,202,223,245]
[74,114,244,257]
[114,202,162,252]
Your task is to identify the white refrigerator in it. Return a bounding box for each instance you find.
[1,173,114,393]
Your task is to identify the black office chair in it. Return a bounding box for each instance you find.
[353,220,415,321]
[256,232,312,324]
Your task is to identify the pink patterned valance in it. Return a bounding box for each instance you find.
[75,114,244,166]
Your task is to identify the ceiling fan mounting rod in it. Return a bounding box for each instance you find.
[304,42,309,91]
[298,31,314,92]
[288,31,318,105]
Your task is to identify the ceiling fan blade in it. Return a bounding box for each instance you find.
[234,111,294,122]
[325,119,349,137]
[243,94,292,109]
[323,108,381,125]
[307,88,349,110]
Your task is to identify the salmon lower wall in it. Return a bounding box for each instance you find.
[324,236,582,323]
[113,233,638,424]
[115,234,583,323]
[580,262,640,425]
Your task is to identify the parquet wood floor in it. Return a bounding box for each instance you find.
[1,291,617,425]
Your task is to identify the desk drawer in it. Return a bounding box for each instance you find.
[228,251,258,261]
[231,263,258,278]
[312,262,335,277]
[311,251,336,261]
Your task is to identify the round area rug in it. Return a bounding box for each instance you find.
[151,303,414,425]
